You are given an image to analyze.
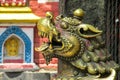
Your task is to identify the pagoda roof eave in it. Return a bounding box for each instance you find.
[0,7,41,23]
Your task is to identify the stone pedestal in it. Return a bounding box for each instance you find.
[0,71,57,80]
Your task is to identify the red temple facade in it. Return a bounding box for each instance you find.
[0,0,59,70]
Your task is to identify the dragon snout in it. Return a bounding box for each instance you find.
[35,43,49,52]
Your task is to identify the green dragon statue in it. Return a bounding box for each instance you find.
[35,9,119,80]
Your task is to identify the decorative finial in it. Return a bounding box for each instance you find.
[73,8,85,20]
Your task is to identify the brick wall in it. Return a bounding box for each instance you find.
[29,0,59,17]
[29,0,59,70]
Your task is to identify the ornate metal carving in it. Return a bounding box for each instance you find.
[36,9,119,80]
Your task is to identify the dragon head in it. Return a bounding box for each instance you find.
[35,12,85,64]
[35,11,103,66]
[35,12,76,64]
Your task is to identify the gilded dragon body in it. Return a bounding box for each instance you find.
[35,9,119,80]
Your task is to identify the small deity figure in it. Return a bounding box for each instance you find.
[5,37,19,56]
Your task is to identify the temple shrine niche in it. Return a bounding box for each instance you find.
[0,0,40,72]
[3,35,24,63]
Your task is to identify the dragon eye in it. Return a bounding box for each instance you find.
[60,22,68,29]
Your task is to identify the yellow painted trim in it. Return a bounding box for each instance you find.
[0,7,32,13]
[0,7,41,23]
[0,20,40,23]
